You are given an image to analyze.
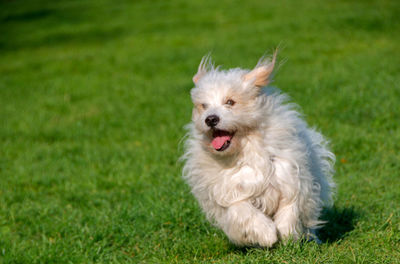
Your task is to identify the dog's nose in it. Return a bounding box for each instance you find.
[205,115,220,127]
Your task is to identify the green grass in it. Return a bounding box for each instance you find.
[1,0,399,263]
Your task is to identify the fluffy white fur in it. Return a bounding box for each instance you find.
[182,52,335,247]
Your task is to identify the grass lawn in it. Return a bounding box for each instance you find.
[1,0,400,262]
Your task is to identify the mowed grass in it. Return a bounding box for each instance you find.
[1,0,400,263]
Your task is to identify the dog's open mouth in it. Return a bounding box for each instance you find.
[211,129,234,151]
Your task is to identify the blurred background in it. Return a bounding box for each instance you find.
[1,0,399,263]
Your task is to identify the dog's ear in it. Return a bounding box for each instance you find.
[193,54,213,84]
[243,51,277,87]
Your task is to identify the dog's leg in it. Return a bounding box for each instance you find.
[273,202,302,241]
[305,228,321,244]
[272,156,303,241]
[222,201,278,247]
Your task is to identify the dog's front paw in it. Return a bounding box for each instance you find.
[227,213,278,247]
[224,202,278,247]
[250,215,278,247]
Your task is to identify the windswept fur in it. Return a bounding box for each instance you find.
[182,52,335,247]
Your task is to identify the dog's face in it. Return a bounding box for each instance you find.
[190,55,275,155]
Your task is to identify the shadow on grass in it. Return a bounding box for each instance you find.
[318,206,359,243]
[0,2,129,51]
[1,8,53,22]
[227,244,266,255]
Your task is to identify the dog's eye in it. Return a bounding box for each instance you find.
[225,99,235,106]
[201,103,208,109]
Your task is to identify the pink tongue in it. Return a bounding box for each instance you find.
[212,135,231,150]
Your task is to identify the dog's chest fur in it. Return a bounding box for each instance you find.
[198,137,281,218]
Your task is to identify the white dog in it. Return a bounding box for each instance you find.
[181,52,335,247]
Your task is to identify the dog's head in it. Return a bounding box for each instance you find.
[190,53,276,155]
